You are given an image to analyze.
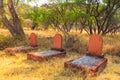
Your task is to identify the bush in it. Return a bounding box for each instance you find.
[0,35,29,50]
[104,43,120,57]
[0,35,14,50]
[64,35,87,53]
[24,19,33,29]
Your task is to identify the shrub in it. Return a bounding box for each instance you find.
[0,35,14,50]
[64,35,87,53]
[104,43,120,57]
[0,35,28,50]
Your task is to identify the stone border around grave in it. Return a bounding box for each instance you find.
[4,46,38,55]
[64,56,107,76]
[27,50,66,62]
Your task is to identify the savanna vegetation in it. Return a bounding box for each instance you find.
[0,0,120,80]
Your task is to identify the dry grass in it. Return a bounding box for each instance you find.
[0,29,120,80]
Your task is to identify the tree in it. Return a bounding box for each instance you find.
[41,2,82,35]
[0,0,25,38]
[23,0,120,35]
[26,6,51,30]
[50,0,120,35]
[76,0,120,35]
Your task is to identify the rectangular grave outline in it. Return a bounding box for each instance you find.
[27,49,66,62]
[5,46,38,55]
[64,55,107,76]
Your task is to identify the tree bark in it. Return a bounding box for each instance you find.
[0,0,3,16]
[2,16,16,37]
[0,0,25,39]
[8,0,25,37]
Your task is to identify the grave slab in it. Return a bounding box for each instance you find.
[64,55,107,76]
[27,34,66,62]
[4,32,38,55]
[64,34,107,76]
[27,49,66,62]
[5,46,38,55]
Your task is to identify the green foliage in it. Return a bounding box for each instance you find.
[25,7,51,29]
[17,0,120,34]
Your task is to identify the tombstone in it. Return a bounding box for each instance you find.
[53,34,62,49]
[4,32,38,55]
[64,34,107,76]
[29,32,37,47]
[27,34,66,62]
[88,34,103,57]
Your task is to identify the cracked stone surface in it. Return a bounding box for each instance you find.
[30,50,62,57]
[13,46,36,50]
[71,55,104,68]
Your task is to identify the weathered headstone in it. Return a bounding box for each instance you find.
[29,32,37,47]
[88,34,103,57]
[4,32,38,55]
[53,34,62,49]
[64,34,107,76]
[27,34,66,62]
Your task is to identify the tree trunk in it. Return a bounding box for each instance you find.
[0,0,3,16]
[8,0,25,37]
[89,25,93,35]
[0,0,25,39]
[0,0,15,37]
[2,16,16,37]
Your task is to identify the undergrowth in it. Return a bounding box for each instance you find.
[0,34,29,50]
[0,29,120,80]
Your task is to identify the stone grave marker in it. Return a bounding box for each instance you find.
[4,32,38,55]
[27,34,66,62]
[64,34,107,76]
